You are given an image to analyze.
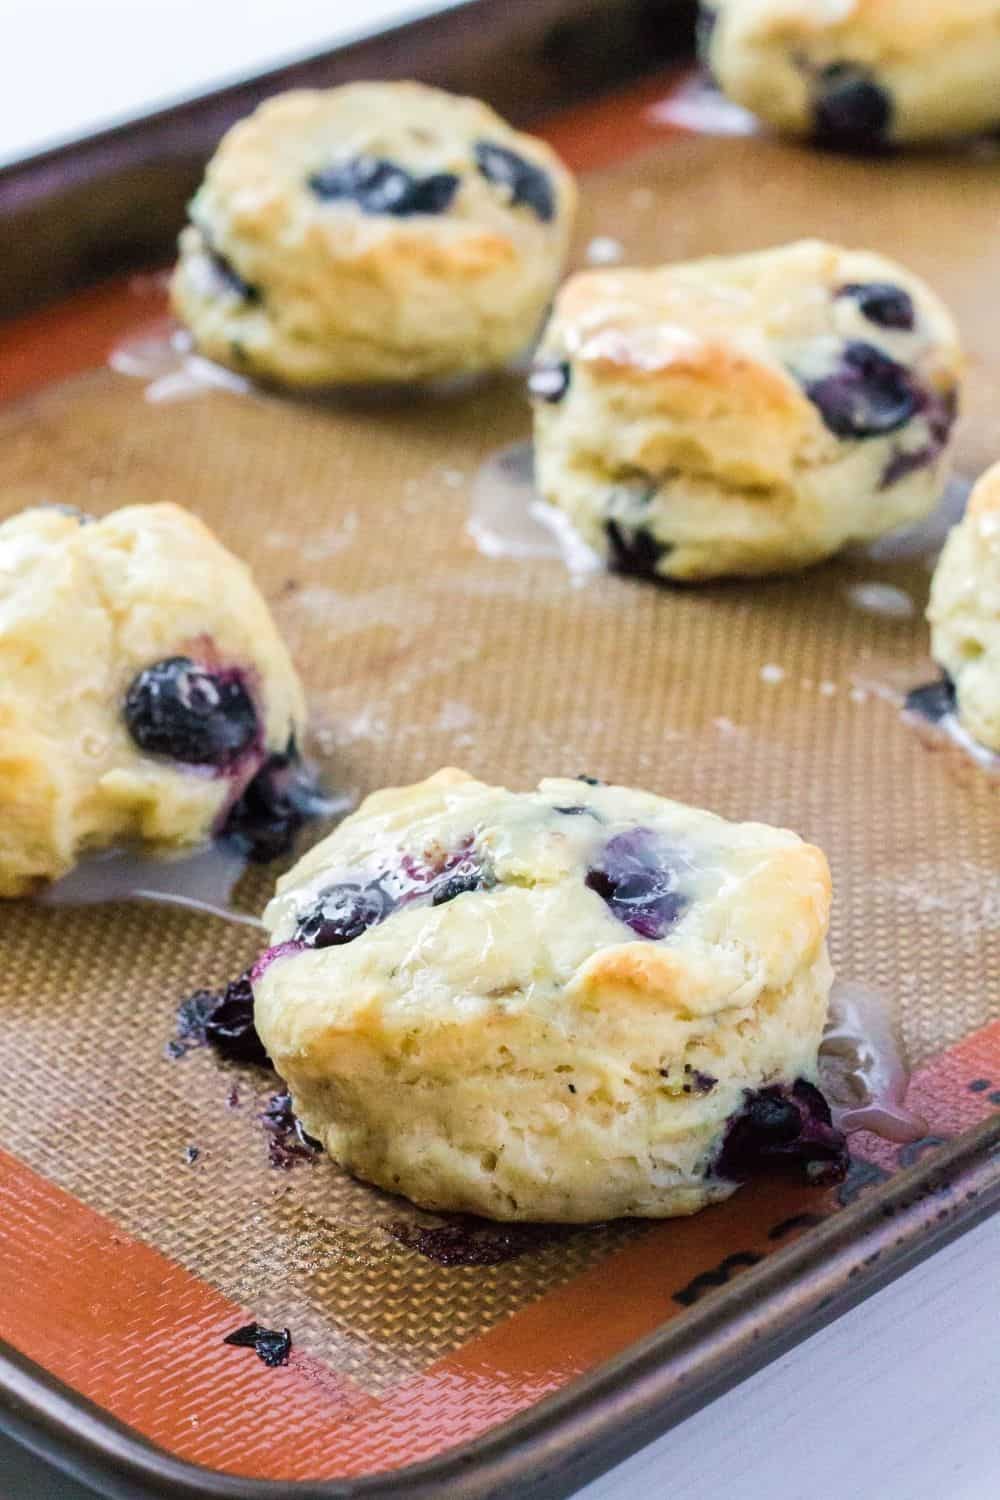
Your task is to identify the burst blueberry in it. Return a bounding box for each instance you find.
[221,740,326,863]
[716,1079,849,1187]
[297,883,393,949]
[309,155,460,216]
[124,656,258,767]
[605,520,669,580]
[837,282,914,332]
[585,828,688,939]
[804,341,918,439]
[813,65,893,151]
[474,141,555,221]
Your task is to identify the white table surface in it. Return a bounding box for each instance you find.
[2,3,998,1496]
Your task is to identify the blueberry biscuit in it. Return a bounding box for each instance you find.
[171,82,576,386]
[928,462,1000,753]
[701,1,1000,148]
[531,240,961,581]
[0,503,307,897]
[252,769,845,1222]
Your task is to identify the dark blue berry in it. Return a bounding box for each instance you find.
[297,883,393,949]
[430,863,491,906]
[586,828,687,940]
[552,804,602,819]
[221,741,326,863]
[804,341,918,439]
[716,1079,848,1187]
[837,282,914,331]
[208,248,260,303]
[308,156,459,216]
[474,141,555,222]
[813,65,893,152]
[528,360,570,402]
[905,675,956,724]
[175,973,269,1067]
[223,1323,291,1367]
[605,520,669,579]
[124,657,257,767]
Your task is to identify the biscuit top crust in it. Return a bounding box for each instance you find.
[192,81,576,270]
[542,240,959,395]
[262,768,831,1018]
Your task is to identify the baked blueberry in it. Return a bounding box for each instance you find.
[124,656,258,767]
[716,1079,848,1186]
[605,520,670,579]
[475,141,556,222]
[430,861,492,906]
[528,360,570,403]
[175,973,269,1067]
[813,65,893,152]
[804,341,918,439]
[837,282,914,331]
[297,882,393,949]
[221,741,326,863]
[308,155,460,216]
[586,828,688,939]
[904,674,956,724]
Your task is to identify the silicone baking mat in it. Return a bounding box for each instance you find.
[0,69,999,1490]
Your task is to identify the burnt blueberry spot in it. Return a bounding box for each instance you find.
[308,155,459,216]
[813,65,893,152]
[297,883,393,949]
[175,972,270,1068]
[260,1091,322,1169]
[125,657,258,767]
[969,1078,992,1093]
[221,740,326,863]
[586,828,687,940]
[184,1145,200,1165]
[837,282,914,332]
[528,360,570,403]
[576,774,604,786]
[388,1216,569,1266]
[804,341,918,439]
[474,141,555,222]
[716,1079,849,1188]
[552,804,602,819]
[605,520,669,580]
[905,675,956,724]
[223,1322,291,1367]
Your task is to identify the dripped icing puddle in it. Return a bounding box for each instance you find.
[468,441,601,583]
[819,981,927,1144]
[41,843,264,928]
[844,581,915,619]
[110,321,254,404]
[110,319,524,407]
[647,75,759,137]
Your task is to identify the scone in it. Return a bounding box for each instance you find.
[530,240,961,582]
[253,769,846,1222]
[927,462,1000,752]
[701,1,1000,148]
[0,503,307,898]
[171,82,576,387]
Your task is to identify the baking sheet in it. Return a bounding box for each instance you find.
[1,89,999,1491]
